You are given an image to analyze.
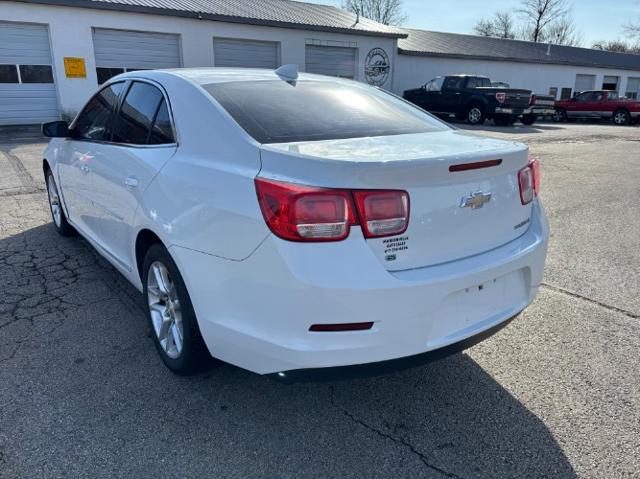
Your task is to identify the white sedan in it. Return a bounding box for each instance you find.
[42,66,548,381]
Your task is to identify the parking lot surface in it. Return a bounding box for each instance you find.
[1,123,639,478]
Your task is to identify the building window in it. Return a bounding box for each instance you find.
[625,77,640,99]
[0,64,19,83]
[560,88,572,100]
[19,65,54,83]
[548,87,558,99]
[602,76,619,91]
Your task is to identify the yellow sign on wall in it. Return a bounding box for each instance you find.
[64,57,87,78]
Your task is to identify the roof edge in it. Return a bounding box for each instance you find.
[11,0,408,38]
[398,48,640,73]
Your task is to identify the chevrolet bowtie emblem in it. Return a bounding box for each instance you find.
[460,191,492,209]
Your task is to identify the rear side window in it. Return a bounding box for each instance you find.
[73,82,124,141]
[203,80,448,144]
[112,82,174,145]
[443,77,464,90]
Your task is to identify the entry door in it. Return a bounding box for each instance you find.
[89,81,176,270]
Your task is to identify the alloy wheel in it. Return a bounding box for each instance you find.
[614,112,628,125]
[147,261,184,359]
[468,108,482,124]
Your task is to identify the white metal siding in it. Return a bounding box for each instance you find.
[575,74,595,93]
[305,45,356,79]
[0,21,59,126]
[93,28,181,69]
[213,38,279,69]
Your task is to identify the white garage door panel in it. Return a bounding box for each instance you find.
[0,22,52,64]
[214,38,279,68]
[305,45,356,79]
[93,29,181,69]
[575,74,595,93]
[0,85,59,124]
[0,22,59,126]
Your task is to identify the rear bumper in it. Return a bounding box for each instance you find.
[171,200,549,375]
[494,107,530,115]
[531,108,556,116]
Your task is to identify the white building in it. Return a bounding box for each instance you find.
[1,0,640,126]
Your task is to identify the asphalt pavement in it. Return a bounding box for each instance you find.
[0,122,638,478]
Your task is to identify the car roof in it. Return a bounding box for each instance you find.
[115,67,348,86]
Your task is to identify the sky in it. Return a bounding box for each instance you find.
[303,0,640,47]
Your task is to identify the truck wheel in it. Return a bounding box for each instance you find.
[613,109,631,126]
[553,108,567,122]
[521,114,536,126]
[466,105,485,125]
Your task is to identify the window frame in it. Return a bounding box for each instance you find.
[70,77,178,148]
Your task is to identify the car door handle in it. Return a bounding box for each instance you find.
[79,164,90,173]
[123,177,139,188]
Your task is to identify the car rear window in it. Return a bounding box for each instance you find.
[202,80,449,144]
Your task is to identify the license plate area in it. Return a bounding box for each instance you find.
[427,269,528,346]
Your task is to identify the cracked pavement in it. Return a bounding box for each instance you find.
[1,123,639,478]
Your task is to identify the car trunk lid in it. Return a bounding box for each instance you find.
[259,130,533,271]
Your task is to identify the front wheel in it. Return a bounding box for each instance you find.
[466,105,486,125]
[553,108,567,122]
[143,243,211,375]
[613,109,631,126]
[521,114,537,126]
[45,169,76,236]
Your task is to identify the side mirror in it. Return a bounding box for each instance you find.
[42,120,70,138]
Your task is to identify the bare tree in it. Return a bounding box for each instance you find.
[543,14,581,46]
[342,0,407,26]
[623,18,640,41]
[474,11,516,39]
[593,40,640,54]
[518,0,570,42]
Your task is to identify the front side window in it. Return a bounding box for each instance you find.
[203,79,449,144]
[591,92,604,102]
[112,81,174,145]
[575,92,592,102]
[73,82,124,141]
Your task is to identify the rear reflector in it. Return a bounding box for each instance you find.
[309,322,374,332]
[449,159,502,172]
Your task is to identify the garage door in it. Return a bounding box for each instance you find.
[305,45,356,79]
[574,74,595,93]
[0,21,59,126]
[213,38,279,69]
[626,77,640,99]
[93,28,181,84]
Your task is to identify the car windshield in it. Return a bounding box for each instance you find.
[202,80,449,144]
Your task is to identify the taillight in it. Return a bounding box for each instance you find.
[530,94,537,106]
[518,158,540,205]
[496,92,506,103]
[353,190,409,238]
[255,178,409,242]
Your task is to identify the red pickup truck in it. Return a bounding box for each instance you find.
[553,90,640,125]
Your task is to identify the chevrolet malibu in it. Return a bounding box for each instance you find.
[42,67,549,381]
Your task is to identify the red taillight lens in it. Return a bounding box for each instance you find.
[255,178,356,242]
[496,92,506,103]
[255,178,410,242]
[518,158,540,205]
[353,190,409,238]
[530,94,537,106]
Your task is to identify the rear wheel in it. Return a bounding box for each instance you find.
[613,109,631,126]
[466,105,486,125]
[521,114,537,126]
[45,169,76,236]
[553,108,567,122]
[143,243,210,375]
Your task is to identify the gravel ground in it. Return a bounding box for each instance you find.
[0,122,638,478]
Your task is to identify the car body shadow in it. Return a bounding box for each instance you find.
[454,121,566,134]
[0,222,577,478]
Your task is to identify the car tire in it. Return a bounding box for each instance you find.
[613,109,631,126]
[45,169,76,237]
[521,114,537,126]
[143,243,211,375]
[552,108,567,122]
[466,105,486,125]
